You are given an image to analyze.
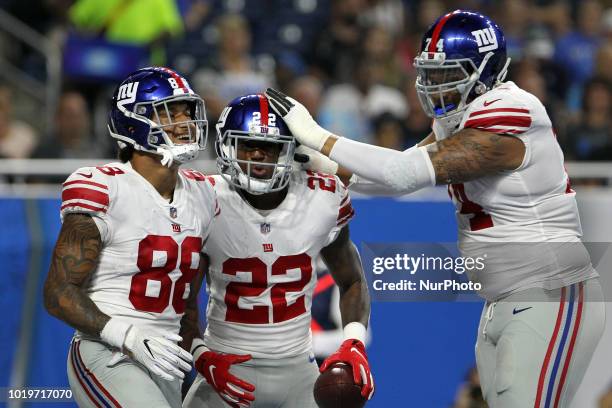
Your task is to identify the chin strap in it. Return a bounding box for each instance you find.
[236,173,272,194]
[156,144,201,168]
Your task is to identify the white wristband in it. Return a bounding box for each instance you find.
[100,318,132,350]
[190,337,209,361]
[343,322,367,343]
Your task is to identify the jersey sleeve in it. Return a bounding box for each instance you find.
[60,166,113,242]
[461,88,533,136]
[324,176,355,246]
[181,170,220,244]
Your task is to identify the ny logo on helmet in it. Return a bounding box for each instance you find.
[117,82,139,106]
[471,27,498,53]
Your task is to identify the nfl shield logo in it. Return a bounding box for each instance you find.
[260,223,271,234]
[170,207,177,219]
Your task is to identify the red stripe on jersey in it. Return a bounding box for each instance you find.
[62,188,109,207]
[337,208,355,226]
[468,108,530,118]
[63,179,108,190]
[340,194,349,207]
[338,201,353,221]
[428,11,454,53]
[61,202,107,213]
[464,115,532,130]
[257,94,269,126]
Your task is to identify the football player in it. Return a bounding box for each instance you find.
[265,10,605,408]
[183,94,373,408]
[43,67,218,407]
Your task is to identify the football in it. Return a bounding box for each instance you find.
[313,363,366,408]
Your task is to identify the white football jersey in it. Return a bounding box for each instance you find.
[433,82,597,300]
[203,171,353,358]
[60,162,218,334]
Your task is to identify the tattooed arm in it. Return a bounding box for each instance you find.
[179,254,207,352]
[43,213,109,336]
[427,128,525,185]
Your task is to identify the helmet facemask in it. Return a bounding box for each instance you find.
[414,51,497,132]
[216,125,296,195]
[111,94,208,167]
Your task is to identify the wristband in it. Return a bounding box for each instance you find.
[190,337,210,361]
[100,318,132,350]
[343,322,367,343]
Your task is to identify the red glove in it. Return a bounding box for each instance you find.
[193,344,255,408]
[320,339,375,400]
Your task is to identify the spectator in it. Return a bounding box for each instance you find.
[31,91,102,159]
[565,77,612,160]
[193,13,270,123]
[318,57,407,144]
[372,112,405,150]
[363,25,405,88]
[512,60,564,128]
[309,0,367,82]
[594,42,612,83]
[0,84,38,159]
[288,75,324,121]
[403,78,431,146]
[68,0,184,67]
[554,0,604,109]
[361,0,405,37]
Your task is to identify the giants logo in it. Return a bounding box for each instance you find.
[117,82,139,106]
[471,27,498,53]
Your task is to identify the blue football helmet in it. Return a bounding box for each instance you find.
[216,94,296,194]
[108,67,208,166]
[414,10,510,131]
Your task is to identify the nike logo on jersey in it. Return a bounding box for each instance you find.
[77,172,93,178]
[512,306,532,315]
[483,98,501,107]
[143,339,154,358]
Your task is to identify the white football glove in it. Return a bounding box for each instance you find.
[295,145,339,175]
[265,88,335,151]
[101,318,192,381]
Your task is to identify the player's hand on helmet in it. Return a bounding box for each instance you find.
[320,339,375,400]
[265,88,335,152]
[123,326,193,381]
[192,339,255,408]
[294,145,339,175]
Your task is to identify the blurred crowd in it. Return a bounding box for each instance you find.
[0,0,610,164]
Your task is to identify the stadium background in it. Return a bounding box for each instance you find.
[0,0,611,407]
